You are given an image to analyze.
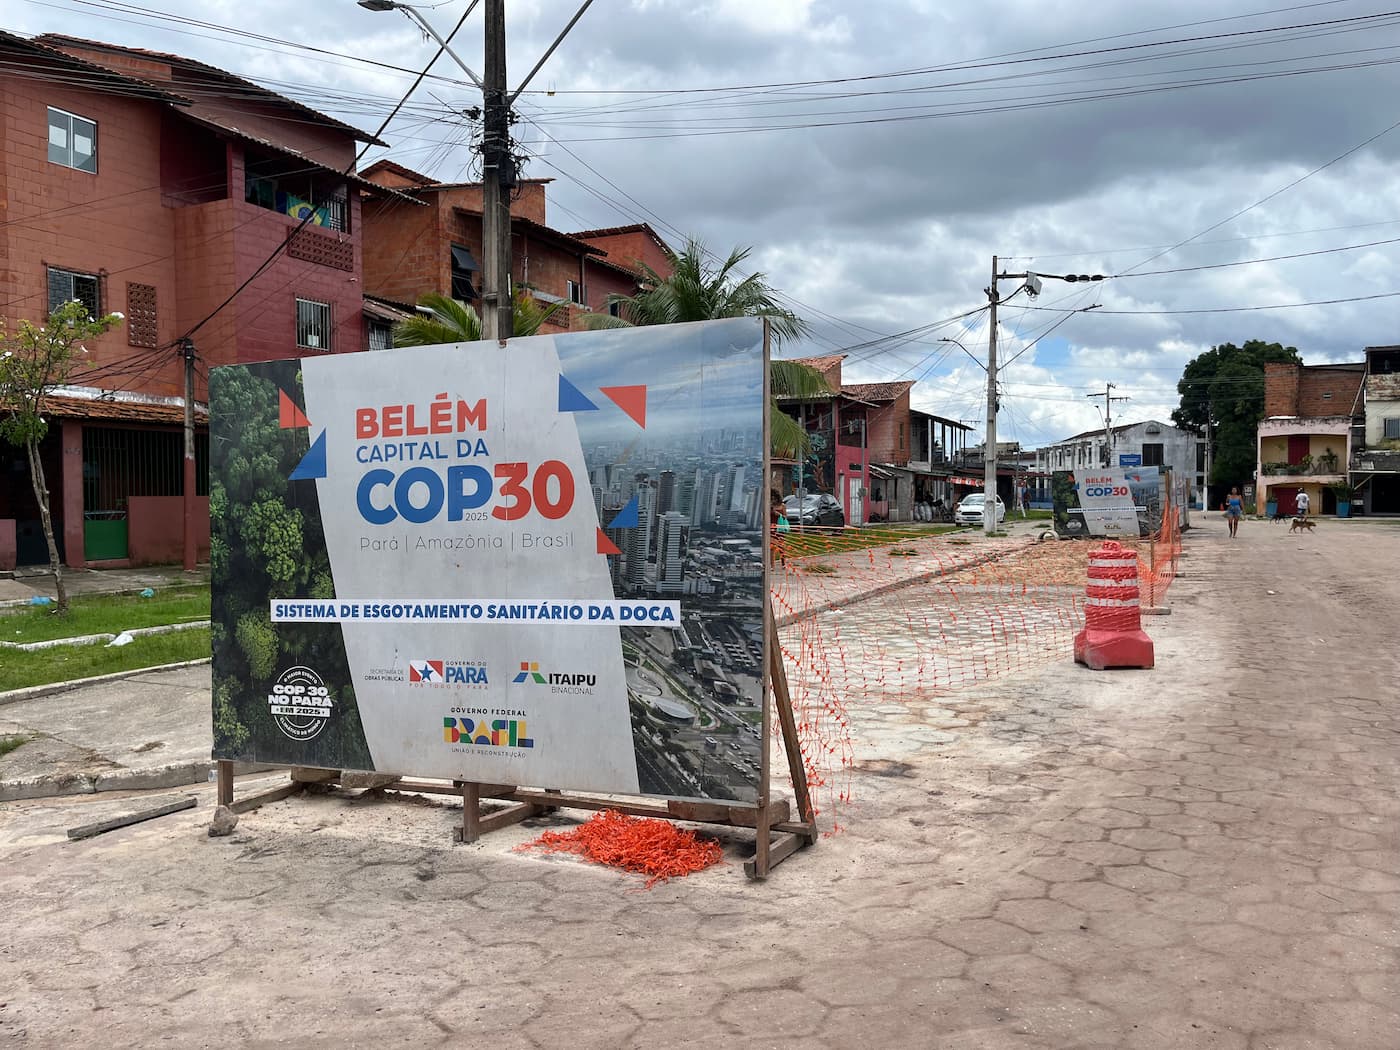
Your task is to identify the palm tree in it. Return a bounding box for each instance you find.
[392,290,565,347]
[582,238,824,456]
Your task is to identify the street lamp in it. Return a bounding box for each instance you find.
[981,261,1104,536]
[356,0,484,88]
[359,0,511,337]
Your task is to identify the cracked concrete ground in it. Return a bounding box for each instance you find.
[1,517,1397,1048]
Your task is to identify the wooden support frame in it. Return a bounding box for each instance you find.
[212,600,817,879]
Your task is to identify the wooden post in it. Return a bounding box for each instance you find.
[768,607,817,837]
[216,759,234,807]
[457,781,482,844]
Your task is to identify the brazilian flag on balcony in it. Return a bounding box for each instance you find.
[276,191,327,226]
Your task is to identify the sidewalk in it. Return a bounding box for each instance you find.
[0,664,216,800]
[0,563,209,606]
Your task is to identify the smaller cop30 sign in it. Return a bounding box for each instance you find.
[267,666,333,741]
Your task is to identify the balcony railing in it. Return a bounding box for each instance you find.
[1259,458,1342,476]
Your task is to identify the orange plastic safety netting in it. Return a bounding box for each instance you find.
[516,810,724,886]
[768,510,1184,818]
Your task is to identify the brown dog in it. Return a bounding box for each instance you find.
[1289,517,1316,533]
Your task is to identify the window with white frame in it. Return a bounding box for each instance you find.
[48,107,97,173]
[296,297,332,350]
[566,279,585,305]
[47,266,101,317]
[1385,417,1400,440]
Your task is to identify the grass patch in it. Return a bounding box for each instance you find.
[0,734,30,760]
[888,547,920,557]
[781,523,962,558]
[0,586,209,644]
[801,562,837,575]
[0,627,210,693]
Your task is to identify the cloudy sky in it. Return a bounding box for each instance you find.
[13,0,1400,447]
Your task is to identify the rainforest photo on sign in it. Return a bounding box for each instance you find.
[209,359,372,770]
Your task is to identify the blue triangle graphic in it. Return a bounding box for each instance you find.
[607,495,639,529]
[558,374,598,413]
[289,430,328,480]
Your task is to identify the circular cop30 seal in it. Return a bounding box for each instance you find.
[267,665,333,742]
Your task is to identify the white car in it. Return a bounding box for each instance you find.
[953,493,1006,526]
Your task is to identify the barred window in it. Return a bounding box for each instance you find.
[1385,417,1400,439]
[296,297,332,350]
[368,320,393,351]
[48,266,101,317]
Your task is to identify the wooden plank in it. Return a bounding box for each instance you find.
[67,797,196,841]
[744,831,803,879]
[769,604,816,828]
[229,781,303,815]
[477,801,544,835]
[492,788,674,819]
[387,779,516,797]
[216,760,234,806]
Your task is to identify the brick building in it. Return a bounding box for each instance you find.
[1257,361,1365,516]
[360,163,670,332]
[0,32,404,569]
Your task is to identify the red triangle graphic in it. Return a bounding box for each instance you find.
[596,528,622,556]
[279,390,312,429]
[600,384,647,429]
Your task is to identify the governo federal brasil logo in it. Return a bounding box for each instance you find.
[443,715,534,748]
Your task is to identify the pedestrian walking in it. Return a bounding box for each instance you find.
[1295,488,1310,519]
[1226,486,1243,539]
[1017,482,1028,518]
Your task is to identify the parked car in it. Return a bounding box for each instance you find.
[953,493,1006,526]
[784,492,845,527]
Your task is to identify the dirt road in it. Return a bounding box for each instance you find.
[2,517,1396,1048]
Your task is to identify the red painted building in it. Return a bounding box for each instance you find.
[360,161,670,332]
[0,32,405,569]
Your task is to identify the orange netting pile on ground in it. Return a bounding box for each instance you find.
[768,505,1184,818]
[516,810,724,886]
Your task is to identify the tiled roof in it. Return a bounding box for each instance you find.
[452,208,603,254]
[43,395,206,425]
[842,380,915,402]
[789,353,846,371]
[0,31,191,104]
[360,158,436,188]
[37,34,387,146]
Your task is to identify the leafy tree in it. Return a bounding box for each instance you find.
[581,238,821,456]
[392,289,565,347]
[209,359,371,767]
[1172,339,1301,490]
[0,301,124,613]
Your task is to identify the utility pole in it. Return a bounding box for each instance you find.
[982,260,1103,534]
[181,337,197,572]
[984,256,1000,537]
[1086,384,1130,466]
[480,0,512,341]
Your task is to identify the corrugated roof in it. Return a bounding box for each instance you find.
[43,395,206,425]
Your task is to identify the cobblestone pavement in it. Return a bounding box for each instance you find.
[1,518,1397,1048]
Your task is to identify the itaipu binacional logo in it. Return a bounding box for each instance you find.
[443,714,534,749]
[266,665,333,742]
[512,661,595,693]
[408,658,489,687]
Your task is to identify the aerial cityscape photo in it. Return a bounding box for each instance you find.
[558,320,767,802]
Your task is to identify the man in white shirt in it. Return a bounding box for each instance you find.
[1296,489,1310,518]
